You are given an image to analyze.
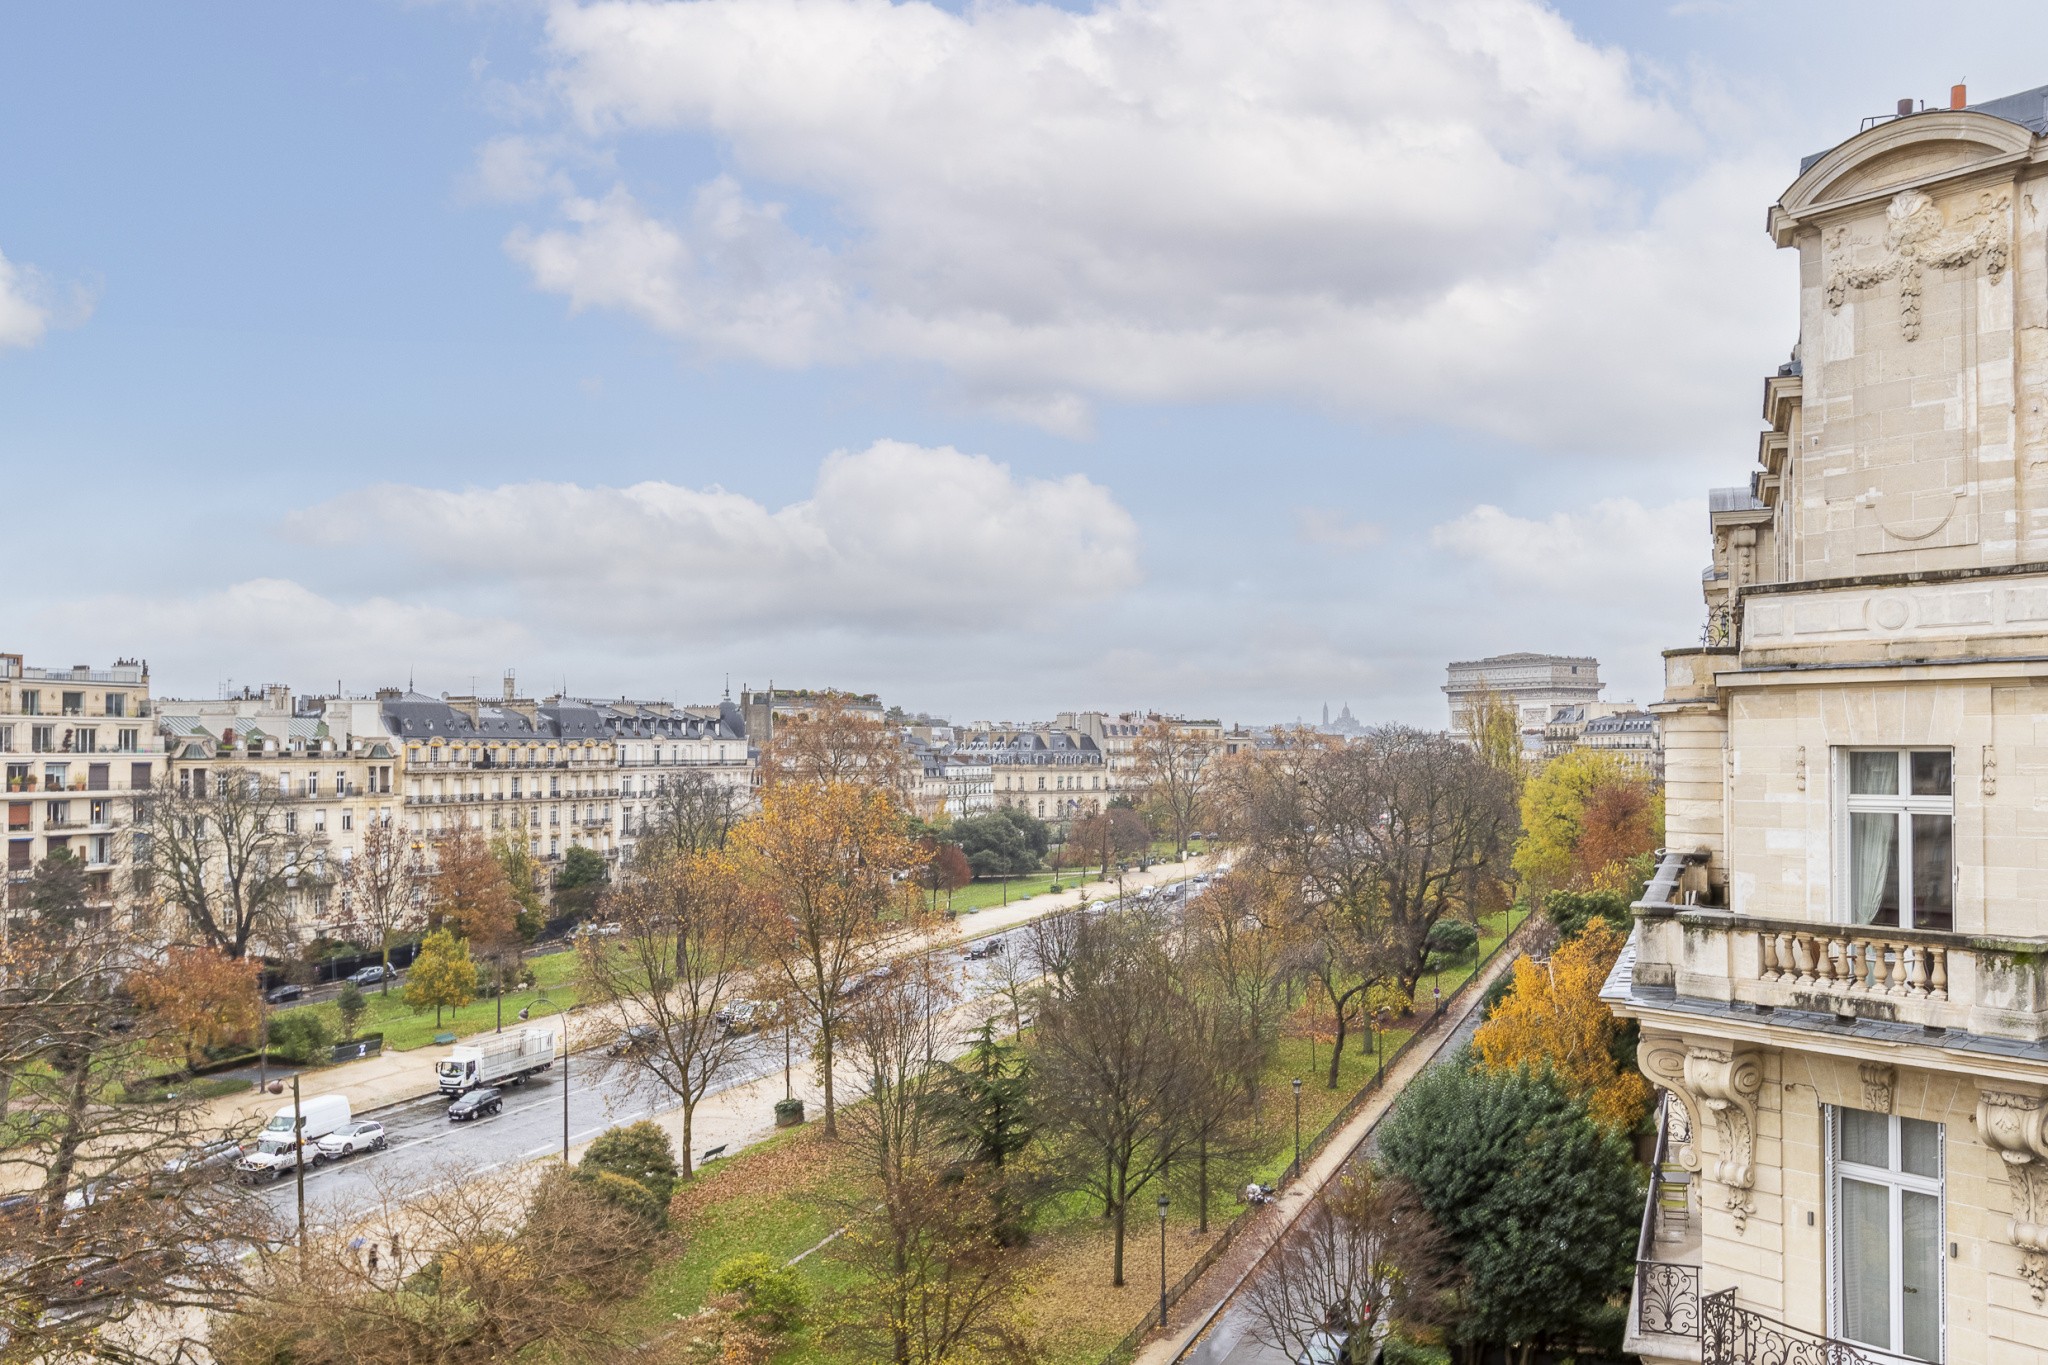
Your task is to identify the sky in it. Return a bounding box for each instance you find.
[5,0,2048,728]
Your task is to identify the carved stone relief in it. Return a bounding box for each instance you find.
[1858,1062,1895,1114]
[1826,188,2010,341]
[1685,1045,1766,1231]
[1638,1035,1703,1174]
[1976,1088,2048,1301]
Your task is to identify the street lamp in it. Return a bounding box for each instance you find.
[1156,1192,1170,1328]
[264,1074,306,1250]
[1290,1077,1303,1182]
[518,995,570,1164]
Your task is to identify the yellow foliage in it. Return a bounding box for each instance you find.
[1472,920,1651,1131]
[1513,749,1662,896]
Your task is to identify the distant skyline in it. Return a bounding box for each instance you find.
[5,1,2046,725]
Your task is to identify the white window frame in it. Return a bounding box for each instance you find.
[1834,748,1955,929]
[1827,1105,1945,1363]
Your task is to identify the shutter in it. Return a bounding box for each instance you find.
[132,762,152,790]
[88,764,109,791]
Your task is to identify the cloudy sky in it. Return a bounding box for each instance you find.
[4,1,2045,726]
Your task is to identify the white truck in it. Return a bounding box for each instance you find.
[436,1025,557,1095]
[238,1094,352,1181]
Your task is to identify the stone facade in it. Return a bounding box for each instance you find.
[1608,84,2048,1365]
[1443,651,1603,751]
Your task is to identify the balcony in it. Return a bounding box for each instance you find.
[1698,1292,1877,1365]
[1627,1097,1701,1362]
[1633,904,2048,1042]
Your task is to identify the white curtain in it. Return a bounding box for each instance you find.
[1840,1178,1892,1351]
[1851,811,1896,925]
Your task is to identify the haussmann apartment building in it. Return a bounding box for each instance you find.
[1606,82,2048,1365]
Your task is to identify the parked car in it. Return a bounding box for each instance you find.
[713,1001,760,1035]
[838,965,893,999]
[158,1139,244,1181]
[607,1024,658,1057]
[447,1087,503,1122]
[316,1121,388,1158]
[570,921,622,938]
[346,964,397,988]
[962,937,1004,960]
[265,983,305,1005]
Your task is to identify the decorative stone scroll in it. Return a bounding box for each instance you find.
[1825,188,2010,340]
[1638,1036,1703,1174]
[1686,1046,1766,1230]
[1976,1088,2048,1301]
[1859,1062,1895,1114]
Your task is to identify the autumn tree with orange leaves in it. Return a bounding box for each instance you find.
[128,943,263,1073]
[1512,749,1662,898]
[729,780,928,1136]
[431,824,523,951]
[1472,919,1651,1131]
[758,691,913,797]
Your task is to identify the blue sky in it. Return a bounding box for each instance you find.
[5,0,2047,725]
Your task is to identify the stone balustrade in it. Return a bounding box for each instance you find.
[1633,906,2048,1043]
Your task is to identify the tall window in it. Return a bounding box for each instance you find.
[1842,750,1953,930]
[1831,1107,1943,1361]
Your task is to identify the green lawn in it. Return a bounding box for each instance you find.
[936,872,1086,915]
[270,947,586,1054]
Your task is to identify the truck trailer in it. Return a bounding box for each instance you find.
[436,1025,557,1095]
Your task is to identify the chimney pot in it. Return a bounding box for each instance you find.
[1951,83,1968,110]
[1898,97,1915,118]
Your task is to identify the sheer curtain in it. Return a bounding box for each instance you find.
[1841,1178,1893,1351]
[1851,811,1896,925]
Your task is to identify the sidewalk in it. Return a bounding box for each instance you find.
[1130,916,1536,1365]
[182,853,1216,1138]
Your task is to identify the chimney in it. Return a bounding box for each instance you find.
[1898,98,1915,118]
[503,669,517,702]
[1951,83,1968,110]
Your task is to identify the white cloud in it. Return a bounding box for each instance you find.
[0,246,53,350]
[292,439,1141,633]
[492,0,1788,446]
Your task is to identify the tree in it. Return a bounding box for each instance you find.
[404,928,478,1027]
[1379,1054,1640,1359]
[923,840,973,912]
[578,851,758,1178]
[1473,920,1651,1132]
[731,780,927,1136]
[579,1121,681,1204]
[952,809,1047,879]
[759,690,913,797]
[134,766,325,957]
[0,853,268,1361]
[335,980,368,1042]
[1030,907,1197,1286]
[1460,680,1525,786]
[431,825,522,951]
[338,815,427,994]
[933,1021,1035,1244]
[552,845,610,921]
[490,835,548,940]
[1514,749,1662,898]
[1132,718,1217,858]
[638,767,748,862]
[127,944,263,1072]
[1543,888,1631,942]
[1068,807,1150,877]
[1245,1168,1457,1365]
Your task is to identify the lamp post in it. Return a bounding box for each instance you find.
[1291,1077,1303,1182]
[1156,1193,1170,1328]
[518,995,570,1163]
[264,1074,306,1250]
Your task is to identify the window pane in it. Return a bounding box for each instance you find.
[1851,812,1901,926]
[1840,1177,1893,1351]
[1909,814,1954,932]
[1902,1189,1942,1361]
[1901,1118,1941,1178]
[1852,751,1900,795]
[1841,1109,1892,1167]
[1910,751,1952,798]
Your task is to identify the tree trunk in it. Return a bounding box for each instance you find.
[1111,1197,1127,1287]
[820,1021,837,1137]
[381,935,392,995]
[1197,1133,1210,1233]
[1326,988,1353,1089]
[678,1099,695,1181]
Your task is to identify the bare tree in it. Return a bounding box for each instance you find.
[1245,1167,1457,1365]
[0,854,270,1363]
[336,814,426,993]
[1132,719,1216,859]
[1030,906,1198,1286]
[638,766,748,864]
[134,766,325,958]
[578,850,758,1179]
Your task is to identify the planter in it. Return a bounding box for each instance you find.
[774,1097,806,1128]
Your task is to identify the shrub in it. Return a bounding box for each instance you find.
[709,1251,809,1332]
[579,1121,680,1204]
[576,1169,667,1236]
[1478,971,1514,1020]
[1544,889,1631,942]
[334,982,367,1041]
[1380,1335,1452,1365]
[265,1010,334,1064]
[1424,918,1478,963]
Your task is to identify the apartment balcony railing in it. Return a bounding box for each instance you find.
[1699,1291,1875,1365]
[1628,1096,1702,1360]
[1633,903,2048,1042]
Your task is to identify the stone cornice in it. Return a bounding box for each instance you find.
[1772,112,2037,245]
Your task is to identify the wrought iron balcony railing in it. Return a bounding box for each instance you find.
[1700,1290,1876,1365]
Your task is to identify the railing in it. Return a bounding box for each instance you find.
[1702,601,1736,647]
[1632,1094,1701,1342]
[1700,1290,1874,1365]
[1757,929,1947,1000]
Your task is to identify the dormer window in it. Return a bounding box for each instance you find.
[1841,749,1953,931]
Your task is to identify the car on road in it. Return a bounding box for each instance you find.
[158,1139,244,1181]
[447,1087,503,1122]
[345,964,398,988]
[607,1024,658,1057]
[713,1001,761,1035]
[264,983,306,1005]
[316,1121,388,1158]
[962,937,1004,960]
[571,921,623,938]
[838,965,893,999]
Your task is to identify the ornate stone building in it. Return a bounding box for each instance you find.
[1443,651,1603,751]
[1607,83,2048,1365]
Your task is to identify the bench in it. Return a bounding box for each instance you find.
[700,1144,728,1164]
[433,1032,456,1046]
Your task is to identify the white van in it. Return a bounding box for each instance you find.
[238,1094,352,1180]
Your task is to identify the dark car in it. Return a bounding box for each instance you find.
[962,937,1003,961]
[447,1087,503,1122]
[607,1024,658,1057]
[346,964,397,988]
[265,983,305,1005]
